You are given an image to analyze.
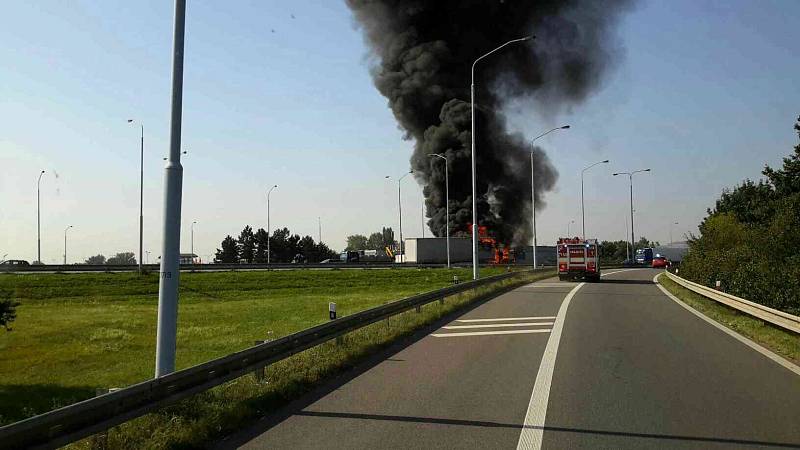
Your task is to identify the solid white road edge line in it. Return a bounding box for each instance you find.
[515,268,631,449]
[515,281,585,450]
[443,322,554,330]
[431,329,552,337]
[456,316,557,323]
[654,273,800,377]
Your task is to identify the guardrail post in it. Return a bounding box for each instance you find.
[90,388,119,449]
[415,304,421,313]
[329,303,344,345]
[252,341,267,382]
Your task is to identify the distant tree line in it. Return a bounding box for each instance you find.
[598,237,660,264]
[680,116,800,315]
[214,225,337,264]
[83,252,136,265]
[345,227,397,252]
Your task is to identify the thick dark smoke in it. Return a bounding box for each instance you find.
[347,0,632,245]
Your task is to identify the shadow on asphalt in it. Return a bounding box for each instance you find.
[262,411,800,448]
[598,279,655,285]
[213,280,525,449]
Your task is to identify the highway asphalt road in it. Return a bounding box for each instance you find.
[218,269,800,449]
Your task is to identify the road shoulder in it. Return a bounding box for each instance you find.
[655,272,800,374]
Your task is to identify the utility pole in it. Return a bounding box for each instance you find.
[470,36,531,280]
[428,153,450,268]
[154,0,187,378]
[63,225,73,265]
[318,216,322,243]
[190,220,197,261]
[613,169,651,257]
[396,170,412,263]
[529,125,569,268]
[37,170,45,264]
[267,185,277,264]
[581,160,609,239]
[128,120,145,274]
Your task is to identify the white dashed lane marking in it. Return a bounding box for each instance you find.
[456,316,556,323]
[443,322,554,330]
[431,329,552,338]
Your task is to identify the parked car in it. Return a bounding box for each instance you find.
[0,260,30,270]
[652,255,670,268]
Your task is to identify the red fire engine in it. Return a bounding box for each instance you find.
[557,237,601,282]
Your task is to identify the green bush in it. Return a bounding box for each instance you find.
[680,116,800,315]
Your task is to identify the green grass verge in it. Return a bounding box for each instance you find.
[59,269,554,449]
[0,267,522,427]
[658,273,800,366]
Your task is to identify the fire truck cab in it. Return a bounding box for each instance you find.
[557,237,601,282]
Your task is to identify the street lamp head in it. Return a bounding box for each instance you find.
[523,35,535,41]
[560,125,570,129]
[127,119,133,123]
[602,160,610,163]
[612,173,620,176]
[385,175,390,179]
[644,168,651,172]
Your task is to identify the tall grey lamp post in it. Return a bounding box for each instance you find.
[470,35,532,280]
[190,220,197,262]
[63,225,73,265]
[612,169,651,256]
[428,153,450,268]
[567,220,575,237]
[670,221,679,244]
[154,0,187,378]
[37,170,45,264]
[267,185,277,264]
[128,119,144,273]
[395,170,413,263]
[529,125,569,267]
[581,159,610,239]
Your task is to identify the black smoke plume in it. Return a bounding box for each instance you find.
[347,0,632,245]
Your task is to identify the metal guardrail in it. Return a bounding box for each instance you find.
[0,262,552,274]
[0,269,543,449]
[663,271,800,334]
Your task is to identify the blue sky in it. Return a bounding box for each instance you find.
[1,0,799,263]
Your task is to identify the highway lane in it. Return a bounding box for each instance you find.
[219,269,800,449]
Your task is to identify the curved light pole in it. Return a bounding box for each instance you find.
[567,220,575,237]
[63,225,73,265]
[581,159,610,239]
[530,125,569,267]
[267,185,277,264]
[154,0,187,378]
[471,35,533,280]
[128,119,144,273]
[37,170,45,264]
[395,170,413,263]
[613,169,651,256]
[428,153,450,268]
[190,220,197,262]
[670,221,679,244]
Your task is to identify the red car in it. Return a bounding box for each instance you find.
[652,255,670,268]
